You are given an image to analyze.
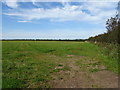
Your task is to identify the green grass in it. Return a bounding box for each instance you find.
[2,41,118,88]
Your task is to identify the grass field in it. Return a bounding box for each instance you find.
[2,41,118,88]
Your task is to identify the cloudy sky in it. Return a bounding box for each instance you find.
[2,0,118,39]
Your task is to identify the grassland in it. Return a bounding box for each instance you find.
[2,41,118,88]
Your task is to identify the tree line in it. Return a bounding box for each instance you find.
[88,1,120,44]
[2,39,87,41]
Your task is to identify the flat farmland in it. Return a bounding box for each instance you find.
[2,41,118,88]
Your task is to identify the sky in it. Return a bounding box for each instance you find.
[1,0,118,39]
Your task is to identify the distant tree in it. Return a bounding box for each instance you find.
[117,1,120,44]
[106,17,118,33]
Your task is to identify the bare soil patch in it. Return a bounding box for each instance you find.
[50,55,118,88]
[90,71,118,88]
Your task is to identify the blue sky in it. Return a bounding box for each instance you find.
[2,1,118,39]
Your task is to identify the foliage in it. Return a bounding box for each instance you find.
[88,2,120,44]
[88,1,119,75]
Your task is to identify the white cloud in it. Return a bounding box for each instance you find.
[2,0,119,2]
[3,1,117,24]
[17,20,31,22]
[3,0,18,8]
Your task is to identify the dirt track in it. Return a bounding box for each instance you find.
[50,55,118,88]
